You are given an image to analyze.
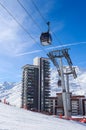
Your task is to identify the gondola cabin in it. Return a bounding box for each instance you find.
[57,79,61,87]
[40,32,52,46]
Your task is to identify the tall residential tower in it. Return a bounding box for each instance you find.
[21,64,39,110]
[33,57,50,112]
[21,57,50,112]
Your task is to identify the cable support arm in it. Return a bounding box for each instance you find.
[62,49,73,66]
[62,49,77,78]
[47,52,61,76]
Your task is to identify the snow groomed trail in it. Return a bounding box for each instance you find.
[0,103,86,130]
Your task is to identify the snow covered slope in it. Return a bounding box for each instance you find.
[0,103,86,130]
[0,82,21,107]
[50,67,86,96]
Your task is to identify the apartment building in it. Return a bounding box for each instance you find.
[48,93,86,116]
[21,57,50,112]
[21,64,39,110]
[71,95,85,115]
[33,57,50,112]
[82,99,86,115]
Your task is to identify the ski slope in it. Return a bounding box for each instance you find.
[0,103,86,130]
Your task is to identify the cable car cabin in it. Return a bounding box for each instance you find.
[57,79,61,87]
[40,32,52,46]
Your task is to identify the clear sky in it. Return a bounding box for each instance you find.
[0,0,86,82]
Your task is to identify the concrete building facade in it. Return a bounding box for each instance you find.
[48,93,86,116]
[21,57,50,112]
[21,64,39,110]
[33,57,50,112]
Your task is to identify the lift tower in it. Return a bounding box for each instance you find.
[47,48,77,118]
[64,66,77,117]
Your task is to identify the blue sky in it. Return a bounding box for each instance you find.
[0,0,86,82]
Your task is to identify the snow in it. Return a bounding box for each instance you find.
[50,67,86,96]
[0,103,86,130]
[0,82,21,107]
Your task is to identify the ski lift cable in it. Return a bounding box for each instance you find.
[17,0,52,47]
[31,0,47,24]
[31,0,64,46]
[17,0,63,48]
[0,2,34,41]
[0,1,47,55]
[17,0,53,50]
[17,0,42,32]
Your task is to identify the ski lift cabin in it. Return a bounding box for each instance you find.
[57,79,61,87]
[40,22,52,46]
[40,32,52,46]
